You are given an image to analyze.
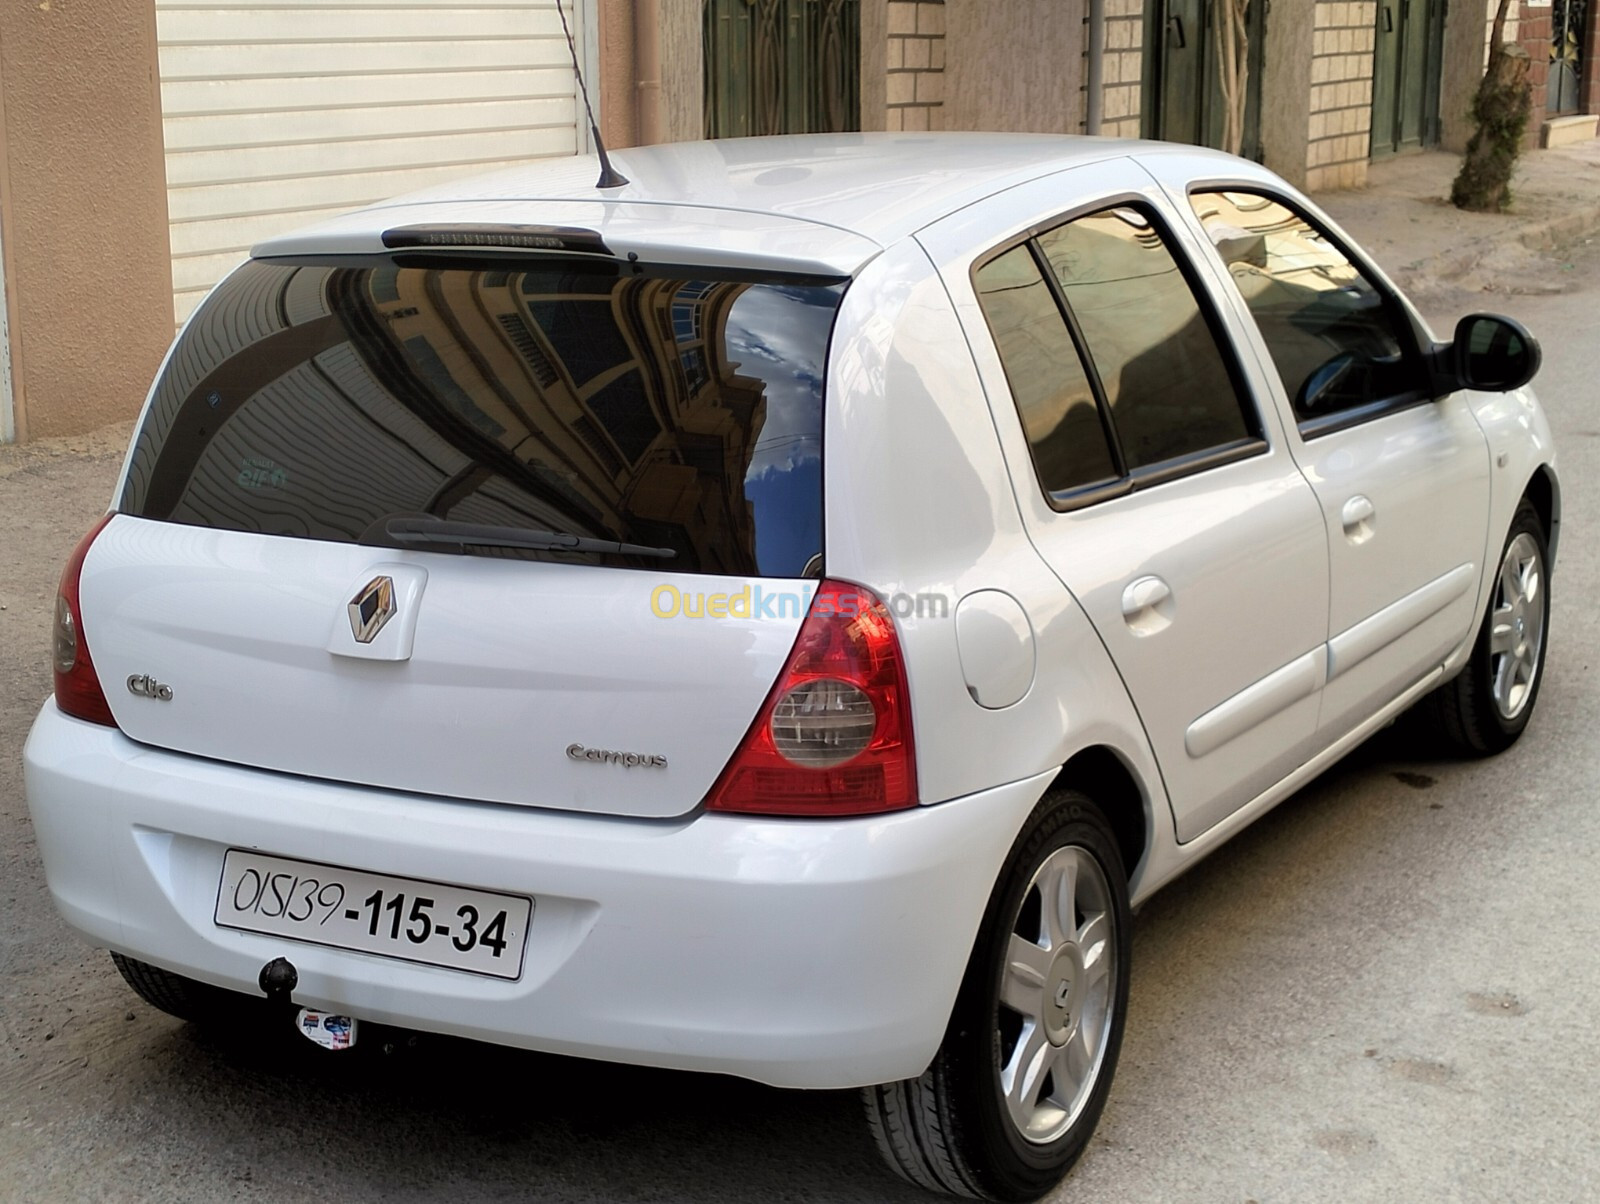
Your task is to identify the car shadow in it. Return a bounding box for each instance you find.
[1108,713,1517,1082]
[148,1011,924,1203]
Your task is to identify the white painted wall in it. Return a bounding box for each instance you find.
[157,0,586,323]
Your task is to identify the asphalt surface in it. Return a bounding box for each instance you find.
[2,243,1598,1204]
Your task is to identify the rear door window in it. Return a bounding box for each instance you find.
[120,258,846,577]
[973,246,1118,495]
[972,202,1261,508]
[1035,209,1253,469]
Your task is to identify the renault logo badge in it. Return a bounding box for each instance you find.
[348,576,397,644]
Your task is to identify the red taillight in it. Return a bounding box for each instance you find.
[706,580,917,817]
[53,514,117,727]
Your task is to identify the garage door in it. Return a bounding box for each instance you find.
[158,0,585,324]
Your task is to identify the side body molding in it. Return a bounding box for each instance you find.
[1326,563,1476,681]
[1185,649,1325,759]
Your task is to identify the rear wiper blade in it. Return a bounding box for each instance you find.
[379,517,676,559]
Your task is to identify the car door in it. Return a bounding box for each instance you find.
[1181,187,1491,739]
[919,167,1331,843]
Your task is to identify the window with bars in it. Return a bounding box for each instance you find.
[703,0,862,138]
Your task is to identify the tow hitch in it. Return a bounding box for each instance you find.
[258,956,359,1051]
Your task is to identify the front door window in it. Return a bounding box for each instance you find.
[1187,190,1428,430]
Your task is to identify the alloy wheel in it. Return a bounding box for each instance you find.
[1489,531,1545,721]
[995,845,1118,1145]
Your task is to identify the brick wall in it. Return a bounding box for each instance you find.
[886,0,946,130]
[1305,1,1376,190]
[1516,3,1553,118]
[1098,0,1144,137]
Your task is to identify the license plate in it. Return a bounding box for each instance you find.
[215,850,532,980]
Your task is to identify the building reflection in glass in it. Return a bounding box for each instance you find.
[124,255,843,579]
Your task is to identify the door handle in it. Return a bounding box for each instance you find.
[1341,495,1376,544]
[1382,5,1394,31]
[1122,575,1171,615]
[1121,575,1175,636]
[1167,14,1186,49]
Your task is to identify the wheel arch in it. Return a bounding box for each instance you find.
[1524,463,1560,569]
[1045,745,1151,884]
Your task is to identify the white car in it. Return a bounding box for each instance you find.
[25,134,1555,1201]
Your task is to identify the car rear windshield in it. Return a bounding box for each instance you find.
[119,256,846,577]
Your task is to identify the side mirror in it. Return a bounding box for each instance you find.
[1453,313,1541,392]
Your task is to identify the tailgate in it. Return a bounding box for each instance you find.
[98,248,843,817]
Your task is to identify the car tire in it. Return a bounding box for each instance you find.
[111,952,239,1024]
[862,789,1132,1202]
[1419,499,1550,757]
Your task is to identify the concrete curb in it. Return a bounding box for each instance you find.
[1514,203,1600,251]
[1380,201,1600,293]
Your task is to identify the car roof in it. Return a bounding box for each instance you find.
[251,132,1249,277]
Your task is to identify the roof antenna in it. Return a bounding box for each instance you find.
[556,1,629,190]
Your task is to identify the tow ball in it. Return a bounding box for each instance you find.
[258,956,359,1051]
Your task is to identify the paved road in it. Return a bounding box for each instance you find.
[2,247,1597,1204]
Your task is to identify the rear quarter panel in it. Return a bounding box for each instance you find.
[822,237,1171,891]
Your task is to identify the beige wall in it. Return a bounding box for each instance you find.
[885,0,947,130]
[636,0,1096,145]
[1304,0,1377,191]
[1262,0,1317,188]
[1440,0,1516,151]
[603,0,699,147]
[0,0,173,442]
[598,0,638,148]
[945,0,1086,134]
[861,0,890,131]
[660,1,703,142]
[1100,0,1144,138]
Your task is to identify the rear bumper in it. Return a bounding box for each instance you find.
[23,703,1043,1089]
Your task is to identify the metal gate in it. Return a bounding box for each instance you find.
[1370,0,1446,157]
[1142,0,1267,162]
[703,0,861,139]
[1550,0,1589,115]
